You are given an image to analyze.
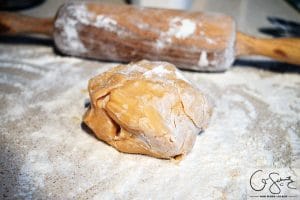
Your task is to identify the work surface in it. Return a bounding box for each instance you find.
[1,0,300,199]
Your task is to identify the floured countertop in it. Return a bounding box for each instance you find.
[1,44,299,199]
[1,0,300,199]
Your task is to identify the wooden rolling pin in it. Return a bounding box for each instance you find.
[0,2,299,71]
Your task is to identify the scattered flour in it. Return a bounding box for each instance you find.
[143,65,171,78]
[168,17,196,39]
[54,3,89,53]
[156,17,196,49]
[94,15,118,32]
[198,51,209,67]
[117,64,147,75]
[115,61,191,84]
[54,3,122,54]
[0,74,27,90]
[17,150,53,199]
[0,59,47,74]
[141,62,191,84]
[1,43,299,199]
[220,22,236,71]
[205,37,216,44]
[175,70,191,84]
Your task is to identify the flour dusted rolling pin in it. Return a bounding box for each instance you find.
[1,2,300,71]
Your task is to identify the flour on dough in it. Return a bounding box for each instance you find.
[83,60,212,159]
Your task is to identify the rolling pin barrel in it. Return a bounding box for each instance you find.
[54,2,236,71]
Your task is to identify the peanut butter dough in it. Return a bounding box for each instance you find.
[83,60,212,159]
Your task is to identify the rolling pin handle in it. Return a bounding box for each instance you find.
[236,32,300,66]
[0,12,54,36]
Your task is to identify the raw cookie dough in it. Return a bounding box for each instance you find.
[83,60,212,159]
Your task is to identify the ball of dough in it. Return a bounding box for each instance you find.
[83,60,212,159]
